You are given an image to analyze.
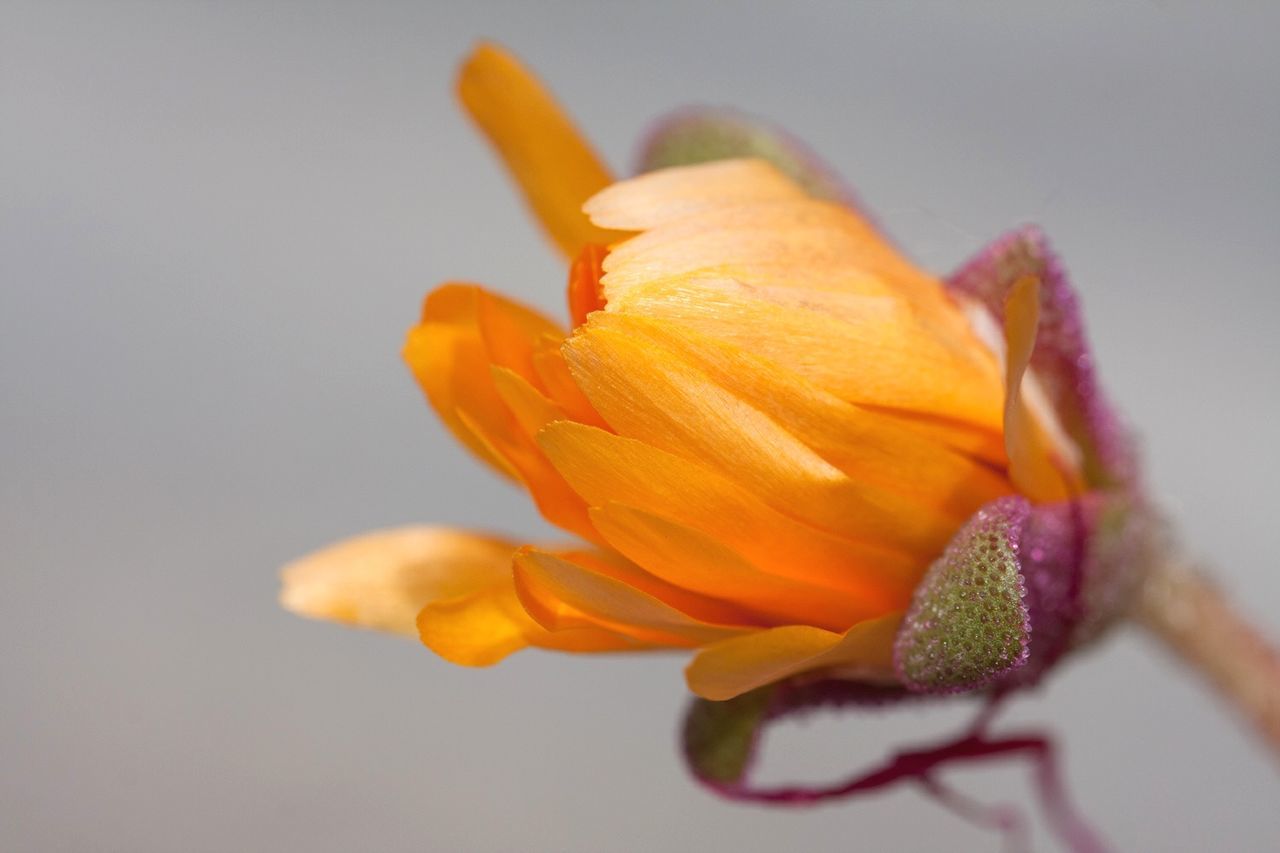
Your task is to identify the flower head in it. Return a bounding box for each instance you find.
[281,43,1147,707]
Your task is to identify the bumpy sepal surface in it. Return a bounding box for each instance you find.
[894,497,1033,692]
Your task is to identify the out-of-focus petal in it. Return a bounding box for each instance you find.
[635,107,864,208]
[513,547,752,647]
[280,527,516,636]
[685,613,903,701]
[456,42,625,258]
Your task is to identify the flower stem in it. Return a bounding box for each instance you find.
[1131,559,1280,753]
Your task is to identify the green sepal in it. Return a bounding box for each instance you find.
[681,685,775,786]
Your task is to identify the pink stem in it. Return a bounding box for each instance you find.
[711,725,1110,853]
[1132,559,1280,754]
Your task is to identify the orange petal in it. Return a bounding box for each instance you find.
[592,312,1013,518]
[486,367,596,539]
[1002,275,1074,502]
[404,285,596,539]
[567,243,608,328]
[457,42,625,258]
[589,502,886,630]
[473,287,565,393]
[280,527,517,636]
[531,335,611,429]
[583,158,808,231]
[684,612,904,701]
[598,274,1004,428]
[563,320,969,555]
[419,578,645,666]
[513,548,751,647]
[537,421,919,605]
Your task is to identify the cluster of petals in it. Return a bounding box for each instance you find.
[282,43,1135,703]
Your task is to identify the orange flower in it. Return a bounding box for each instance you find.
[280,43,1088,701]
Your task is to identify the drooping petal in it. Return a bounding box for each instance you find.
[538,420,920,602]
[456,42,625,258]
[685,613,903,701]
[513,547,752,647]
[279,527,517,636]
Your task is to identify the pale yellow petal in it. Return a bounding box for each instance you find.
[583,158,808,231]
[280,527,516,636]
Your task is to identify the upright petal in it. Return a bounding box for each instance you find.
[457,42,625,257]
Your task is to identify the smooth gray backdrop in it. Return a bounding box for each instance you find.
[4,2,1278,851]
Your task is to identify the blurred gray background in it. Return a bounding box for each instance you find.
[4,2,1278,850]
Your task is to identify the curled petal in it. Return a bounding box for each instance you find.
[948,226,1138,488]
[1001,274,1078,502]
